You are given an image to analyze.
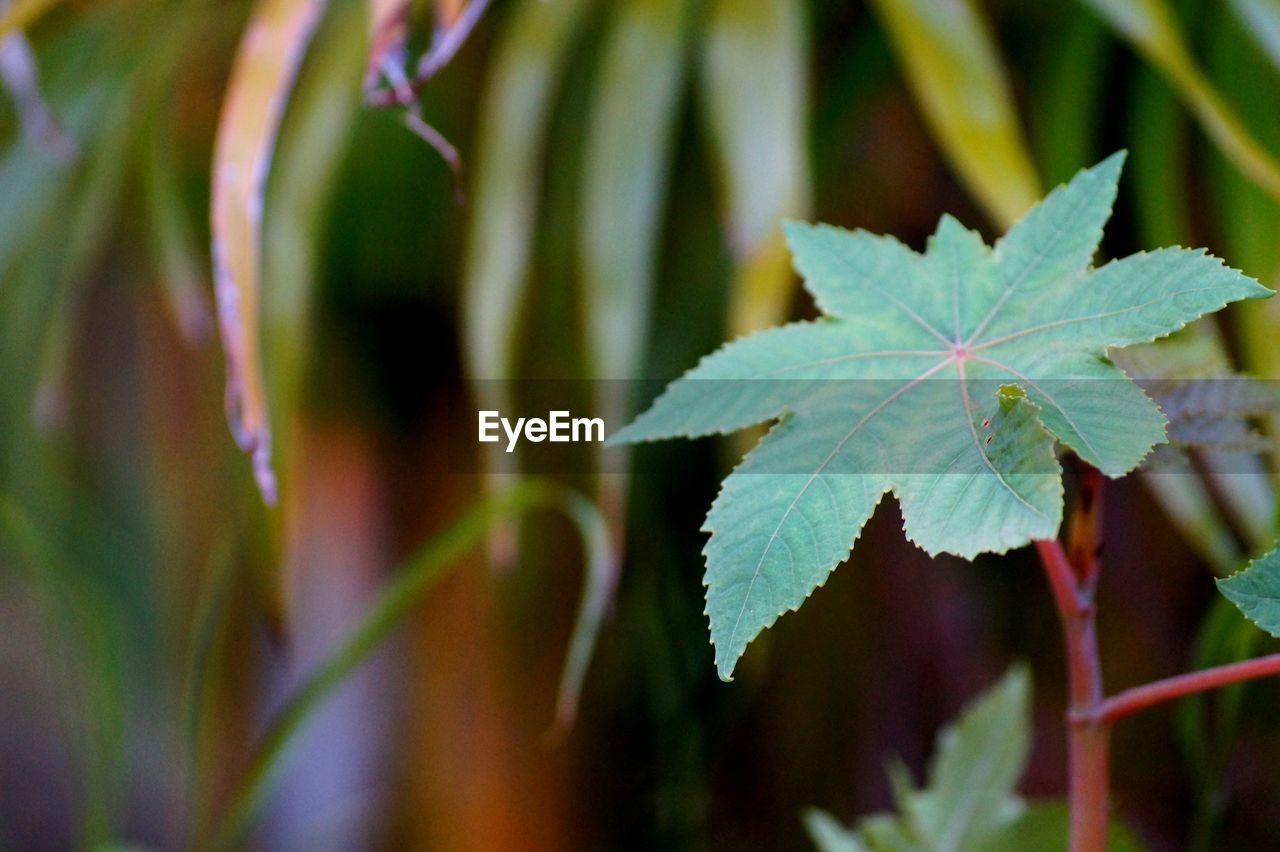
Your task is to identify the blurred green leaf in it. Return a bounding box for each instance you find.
[0,0,62,40]
[1126,64,1190,248]
[0,7,122,280]
[211,479,610,849]
[261,0,367,507]
[0,494,127,846]
[700,0,810,334]
[1138,469,1241,574]
[142,113,213,345]
[868,0,1040,228]
[982,801,1145,852]
[209,0,327,505]
[804,807,871,852]
[550,485,616,734]
[1218,544,1280,635]
[1207,7,1280,395]
[1079,0,1280,204]
[0,1,154,444]
[181,534,238,843]
[801,668,1145,852]
[461,0,594,543]
[32,68,137,432]
[580,0,692,380]
[1031,7,1110,187]
[1230,0,1280,70]
[462,0,593,386]
[1177,594,1265,849]
[903,665,1029,847]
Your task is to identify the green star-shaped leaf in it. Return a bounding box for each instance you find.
[612,153,1272,679]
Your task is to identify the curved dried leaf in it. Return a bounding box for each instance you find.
[260,0,367,506]
[210,0,326,504]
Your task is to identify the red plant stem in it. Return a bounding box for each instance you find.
[1036,461,1110,852]
[1037,463,1280,851]
[1036,537,1110,852]
[1093,653,1280,724]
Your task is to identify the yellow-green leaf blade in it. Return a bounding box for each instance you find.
[1080,0,1280,203]
[869,0,1040,228]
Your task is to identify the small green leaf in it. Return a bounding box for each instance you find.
[615,153,1272,678]
[803,667,1033,852]
[905,666,1030,848]
[1218,545,1280,636]
[803,808,871,852]
[803,668,1144,851]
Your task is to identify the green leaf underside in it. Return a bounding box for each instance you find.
[1218,546,1280,636]
[612,152,1273,679]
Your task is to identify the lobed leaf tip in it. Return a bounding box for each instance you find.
[781,218,815,243]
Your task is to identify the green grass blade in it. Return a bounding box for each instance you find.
[460,0,595,561]
[142,103,212,346]
[1080,0,1280,204]
[1031,7,1111,187]
[579,0,691,380]
[549,487,616,736]
[181,533,239,844]
[0,495,127,847]
[1230,0,1280,70]
[462,0,593,386]
[1207,7,1280,404]
[210,480,609,849]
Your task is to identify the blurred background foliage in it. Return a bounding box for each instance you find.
[2,0,1280,849]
